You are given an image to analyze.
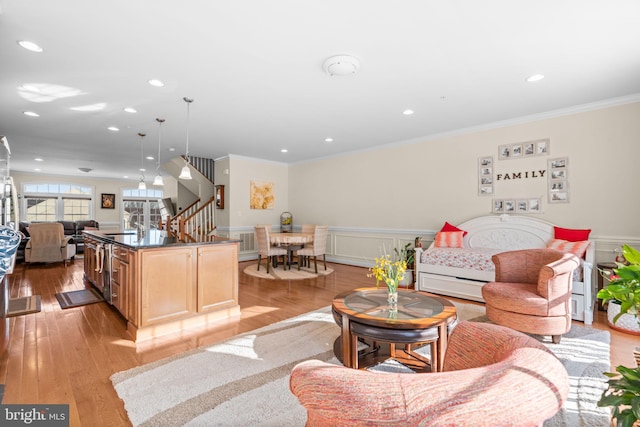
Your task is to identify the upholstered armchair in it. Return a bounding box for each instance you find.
[481,248,580,344]
[254,225,287,273]
[290,321,569,426]
[25,222,76,265]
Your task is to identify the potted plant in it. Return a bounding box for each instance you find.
[395,242,416,288]
[597,364,640,427]
[597,244,640,334]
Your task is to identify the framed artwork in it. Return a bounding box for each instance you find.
[492,197,542,214]
[478,156,494,196]
[215,185,225,209]
[499,138,550,160]
[548,157,569,203]
[250,181,275,209]
[101,193,115,209]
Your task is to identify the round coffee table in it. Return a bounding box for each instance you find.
[332,287,457,371]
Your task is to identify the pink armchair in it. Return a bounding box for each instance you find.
[481,248,580,344]
[290,321,569,427]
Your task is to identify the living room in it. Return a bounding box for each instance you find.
[2,2,640,426]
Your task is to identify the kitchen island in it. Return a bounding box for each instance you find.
[82,229,240,341]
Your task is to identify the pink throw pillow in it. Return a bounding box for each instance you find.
[547,238,590,258]
[434,231,464,248]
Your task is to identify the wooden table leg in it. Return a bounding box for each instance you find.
[436,322,447,372]
[341,315,355,368]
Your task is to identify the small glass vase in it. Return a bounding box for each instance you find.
[387,288,398,308]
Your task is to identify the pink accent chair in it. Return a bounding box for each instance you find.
[290,321,569,426]
[481,248,580,344]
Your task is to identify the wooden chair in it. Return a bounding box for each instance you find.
[296,225,328,273]
[254,225,287,273]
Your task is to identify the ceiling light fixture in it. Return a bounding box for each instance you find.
[325,137,334,143]
[148,79,164,87]
[153,118,165,186]
[123,107,137,113]
[107,126,119,132]
[23,111,39,117]
[281,149,288,153]
[527,74,545,82]
[18,40,43,53]
[179,97,193,180]
[78,167,92,173]
[138,132,147,190]
[403,109,414,115]
[323,55,360,76]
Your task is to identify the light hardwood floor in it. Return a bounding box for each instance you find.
[0,258,636,427]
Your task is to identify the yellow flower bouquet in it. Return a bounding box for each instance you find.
[369,252,407,295]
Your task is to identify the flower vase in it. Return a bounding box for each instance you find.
[387,288,398,308]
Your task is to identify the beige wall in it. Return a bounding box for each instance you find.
[289,101,640,240]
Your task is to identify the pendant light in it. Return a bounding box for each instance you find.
[153,118,165,186]
[138,132,146,190]
[179,97,193,180]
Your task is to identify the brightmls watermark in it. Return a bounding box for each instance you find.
[1,405,69,426]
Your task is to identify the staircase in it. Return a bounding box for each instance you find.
[161,155,218,242]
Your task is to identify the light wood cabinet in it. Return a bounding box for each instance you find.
[139,247,195,326]
[82,230,240,341]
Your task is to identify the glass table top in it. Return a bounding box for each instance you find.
[342,288,445,321]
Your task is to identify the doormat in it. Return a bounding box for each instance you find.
[55,288,104,309]
[7,295,41,317]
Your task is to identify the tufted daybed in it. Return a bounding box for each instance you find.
[415,214,594,324]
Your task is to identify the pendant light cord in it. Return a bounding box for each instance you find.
[138,132,145,180]
[156,118,164,171]
[183,97,193,164]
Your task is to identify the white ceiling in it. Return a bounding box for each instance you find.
[1,1,640,181]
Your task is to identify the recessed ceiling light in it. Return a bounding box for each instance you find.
[148,79,164,87]
[23,111,39,117]
[169,147,176,152]
[34,158,44,162]
[281,149,288,153]
[107,126,119,132]
[123,107,137,113]
[123,175,129,179]
[18,40,43,52]
[146,156,154,160]
[325,138,334,143]
[403,109,414,115]
[527,74,545,82]
[139,168,146,172]
[34,168,41,172]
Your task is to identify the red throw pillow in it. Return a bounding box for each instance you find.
[553,226,591,242]
[441,221,468,237]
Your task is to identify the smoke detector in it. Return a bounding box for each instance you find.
[323,55,360,76]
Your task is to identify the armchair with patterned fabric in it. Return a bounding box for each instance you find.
[290,321,569,426]
[481,248,580,344]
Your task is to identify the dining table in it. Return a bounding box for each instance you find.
[269,232,314,268]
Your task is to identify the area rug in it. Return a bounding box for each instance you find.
[243,263,333,280]
[111,303,609,427]
[7,295,41,317]
[55,288,104,309]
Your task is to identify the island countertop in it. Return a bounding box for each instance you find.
[82,229,239,250]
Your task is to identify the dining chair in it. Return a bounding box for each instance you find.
[299,224,316,266]
[296,225,328,273]
[254,225,287,273]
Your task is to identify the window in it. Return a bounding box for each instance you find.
[122,188,163,231]
[22,183,93,221]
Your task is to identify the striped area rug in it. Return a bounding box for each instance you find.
[111,303,609,426]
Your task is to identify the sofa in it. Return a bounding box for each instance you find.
[290,321,570,427]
